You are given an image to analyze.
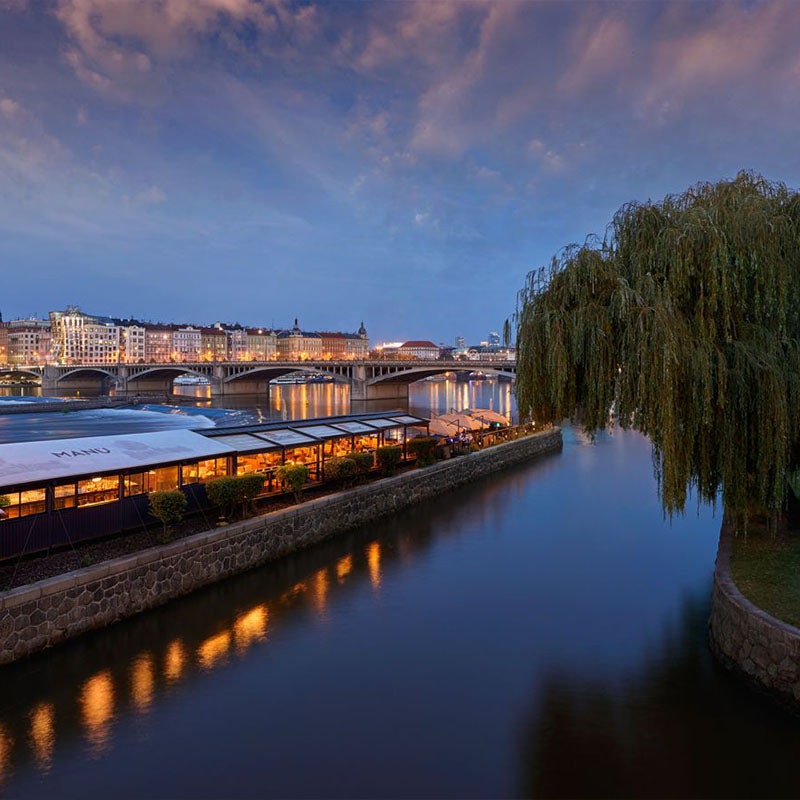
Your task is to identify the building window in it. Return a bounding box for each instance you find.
[55,482,78,510]
[0,488,46,519]
[182,458,228,484]
[236,452,282,476]
[78,476,120,507]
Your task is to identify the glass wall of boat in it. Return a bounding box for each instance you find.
[0,413,429,525]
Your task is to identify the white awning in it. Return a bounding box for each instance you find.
[0,429,236,489]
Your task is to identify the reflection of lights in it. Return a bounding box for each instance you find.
[29,702,55,770]
[197,630,231,670]
[164,640,185,683]
[0,723,12,784]
[80,671,114,754]
[234,605,268,655]
[336,554,352,582]
[131,653,155,712]
[312,568,328,615]
[367,541,381,590]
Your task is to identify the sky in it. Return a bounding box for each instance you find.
[1,0,799,345]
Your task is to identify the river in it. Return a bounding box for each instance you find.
[1,380,800,797]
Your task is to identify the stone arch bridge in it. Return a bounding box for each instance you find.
[5,360,516,401]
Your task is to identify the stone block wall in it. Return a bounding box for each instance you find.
[709,521,800,706]
[0,428,562,665]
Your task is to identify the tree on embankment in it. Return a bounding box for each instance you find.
[515,171,800,529]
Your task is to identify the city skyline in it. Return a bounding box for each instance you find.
[2,1,799,342]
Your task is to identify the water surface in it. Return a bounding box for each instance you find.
[1,425,799,798]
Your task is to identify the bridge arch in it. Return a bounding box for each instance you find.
[365,364,516,386]
[222,365,349,385]
[0,367,43,382]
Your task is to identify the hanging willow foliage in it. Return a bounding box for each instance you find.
[516,172,800,524]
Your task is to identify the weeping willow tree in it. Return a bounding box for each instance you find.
[516,172,800,526]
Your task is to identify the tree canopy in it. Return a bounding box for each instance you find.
[515,172,800,524]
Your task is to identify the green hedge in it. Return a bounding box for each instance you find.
[275,463,309,502]
[408,436,436,466]
[149,489,188,540]
[376,445,402,476]
[205,474,265,519]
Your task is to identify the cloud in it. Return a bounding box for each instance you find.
[558,15,632,95]
[129,185,167,207]
[0,96,20,117]
[53,0,320,97]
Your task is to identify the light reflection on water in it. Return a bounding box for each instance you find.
[4,394,800,797]
[0,378,515,442]
[28,703,54,772]
[79,671,114,756]
[0,535,390,790]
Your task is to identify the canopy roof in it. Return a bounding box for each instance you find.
[0,429,235,490]
[211,433,280,453]
[254,430,318,447]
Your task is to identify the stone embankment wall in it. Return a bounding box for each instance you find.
[0,428,561,665]
[709,522,800,706]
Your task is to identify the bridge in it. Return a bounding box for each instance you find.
[2,360,516,402]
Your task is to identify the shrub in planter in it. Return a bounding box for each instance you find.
[205,476,239,520]
[408,436,436,466]
[348,452,374,479]
[205,474,265,520]
[149,490,188,542]
[236,474,267,515]
[324,456,357,485]
[376,445,402,476]
[276,463,309,503]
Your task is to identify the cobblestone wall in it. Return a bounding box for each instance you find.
[709,521,800,706]
[0,428,561,665]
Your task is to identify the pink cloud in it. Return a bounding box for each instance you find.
[54,0,319,95]
[558,15,632,95]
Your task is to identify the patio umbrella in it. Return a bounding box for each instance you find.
[428,418,460,437]
[465,408,510,426]
[438,412,483,431]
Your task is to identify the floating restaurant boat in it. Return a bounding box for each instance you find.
[173,375,210,386]
[0,411,429,561]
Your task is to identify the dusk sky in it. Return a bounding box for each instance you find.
[1,0,799,345]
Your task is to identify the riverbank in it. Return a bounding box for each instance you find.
[709,521,800,709]
[0,427,562,665]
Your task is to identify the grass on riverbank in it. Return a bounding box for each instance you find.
[730,528,800,628]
